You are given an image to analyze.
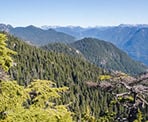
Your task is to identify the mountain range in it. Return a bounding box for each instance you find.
[5,34,148,120]
[44,24,148,66]
[41,38,147,75]
[0,23,148,66]
[0,24,75,45]
[71,38,147,75]
[1,23,148,120]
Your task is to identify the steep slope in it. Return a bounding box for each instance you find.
[50,25,148,66]
[9,25,75,45]
[41,42,85,59]
[5,35,148,121]
[47,25,137,46]
[81,25,148,47]
[1,23,148,66]
[71,38,147,75]
[7,35,104,120]
[124,28,148,65]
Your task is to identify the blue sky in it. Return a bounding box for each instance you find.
[0,0,148,27]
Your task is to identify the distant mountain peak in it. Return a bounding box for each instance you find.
[26,25,36,28]
[0,23,13,32]
[8,25,75,45]
[25,25,42,30]
[119,24,148,28]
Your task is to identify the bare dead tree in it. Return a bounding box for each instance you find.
[0,67,9,81]
[86,72,148,122]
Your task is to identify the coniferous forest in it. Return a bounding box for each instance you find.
[0,32,148,122]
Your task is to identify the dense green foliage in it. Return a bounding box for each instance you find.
[41,38,147,76]
[5,35,148,121]
[0,34,16,71]
[71,38,147,75]
[42,42,85,59]
[0,34,72,122]
[7,35,100,86]
[7,35,104,120]
[0,80,73,122]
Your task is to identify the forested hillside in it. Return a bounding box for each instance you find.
[71,38,147,75]
[0,33,73,122]
[1,23,148,66]
[1,34,147,121]
[7,35,104,120]
[41,38,147,76]
[49,25,148,66]
[42,42,85,59]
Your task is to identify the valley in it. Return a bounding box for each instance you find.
[0,24,148,121]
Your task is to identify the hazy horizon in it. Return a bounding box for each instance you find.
[1,0,148,27]
[1,23,148,28]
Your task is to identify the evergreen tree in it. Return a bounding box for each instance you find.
[0,34,16,72]
[0,80,73,122]
[0,33,73,122]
